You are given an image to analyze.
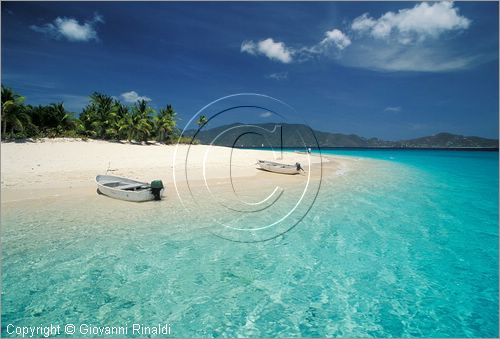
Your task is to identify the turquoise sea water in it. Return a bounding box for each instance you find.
[2,150,498,337]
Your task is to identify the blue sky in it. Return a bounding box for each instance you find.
[2,1,498,140]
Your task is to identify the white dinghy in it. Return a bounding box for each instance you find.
[96,175,164,202]
[257,160,304,175]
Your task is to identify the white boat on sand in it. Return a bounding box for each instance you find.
[257,160,304,175]
[96,175,164,202]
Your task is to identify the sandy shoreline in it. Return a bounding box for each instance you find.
[1,138,355,203]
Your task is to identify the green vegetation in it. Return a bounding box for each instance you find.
[196,115,208,127]
[1,85,186,143]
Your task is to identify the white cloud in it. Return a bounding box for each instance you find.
[297,28,351,59]
[321,29,351,50]
[242,29,352,63]
[240,2,481,72]
[340,3,479,72]
[242,30,351,63]
[241,38,293,63]
[260,111,273,118]
[31,13,103,42]
[351,2,470,43]
[339,39,483,72]
[266,72,288,80]
[120,91,152,103]
[241,41,257,55]
[351,14,376,32]
[384,106,402,112]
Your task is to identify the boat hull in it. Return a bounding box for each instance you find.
[257,160,301,175]
[96,175,165,202]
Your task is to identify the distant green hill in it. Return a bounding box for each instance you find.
[396,132,499,148]
[187,123,498,149]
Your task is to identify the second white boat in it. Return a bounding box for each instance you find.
[257,160,304,175]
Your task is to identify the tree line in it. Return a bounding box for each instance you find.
[1,85,197,143]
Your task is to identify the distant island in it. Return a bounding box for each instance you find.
[189,123,499,149]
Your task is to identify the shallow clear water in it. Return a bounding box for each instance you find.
[2,150,498,337]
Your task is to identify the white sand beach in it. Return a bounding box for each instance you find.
[0,138,354,203]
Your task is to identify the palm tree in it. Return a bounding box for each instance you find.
[1,86,30,138]
[196,115,208,128]
[26,105,47,130]
[80,92,119,139]
[154,105,177,142]
[129,99,154,142]
[0,86,181,141]
[115,103,130,140]
[79,105,98,138]
[103,99,127,139]
[72,118,86,136]
[49,103,74,132]
[118,113,134,141]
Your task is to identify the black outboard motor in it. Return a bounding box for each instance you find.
[296,162,304,172]
[150,180,164,201]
